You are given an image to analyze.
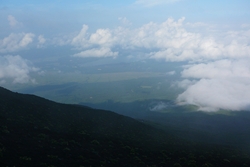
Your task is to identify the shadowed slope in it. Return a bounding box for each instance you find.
[0,87,249,167]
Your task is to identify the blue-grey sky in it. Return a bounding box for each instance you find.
[1,0,250,35]
[1,0,250,111]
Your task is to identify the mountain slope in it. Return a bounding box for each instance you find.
[0,86,249,167]
[83,100,250,149]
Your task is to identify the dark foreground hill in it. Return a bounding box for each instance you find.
[0,87,250,167]
[83,100,250,151]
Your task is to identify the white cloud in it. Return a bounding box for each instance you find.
[150,101,169,111]
[167,71,176,75]
[38,35,46,44]
[177,78,250,112]
[72,47,118,58]
[118,17,132,26]
[20,33,34,47]
[0,55,38,84]
[145,21,250,62]
[0,33,35,53]
[89,28,115,46]
[72,25,117,47]
[72,18,194,59]
[176,79,197,89]
[52,34,73,46]
[71,25,119,58]
[37,35,46,48]
[131,17,189,49]
[177,59,250,111]
[7,15,22,28]
[71,20,249,63]
[71,24,90,48]
[181,59,250,79]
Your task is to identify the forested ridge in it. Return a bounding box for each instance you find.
[0,86,249,167]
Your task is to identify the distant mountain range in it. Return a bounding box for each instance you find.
[0,86,249,167]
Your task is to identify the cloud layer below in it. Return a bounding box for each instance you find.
[177,59,250,111]
[69,18,250,111]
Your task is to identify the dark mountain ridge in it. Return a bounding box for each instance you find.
[0,86,250,167]
[83,100,250,149]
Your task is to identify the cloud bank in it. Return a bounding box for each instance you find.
[71,25,118,58]
[0,33,35,53]
[69,18,250,111]
[0,55,38,84]
[177,59,250,111]
[71,18,250,61]
[149,101,172,111]
[2,14,249,112]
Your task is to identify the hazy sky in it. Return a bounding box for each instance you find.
[1,0,250,111]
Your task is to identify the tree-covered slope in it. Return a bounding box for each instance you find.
[0,86,249,167]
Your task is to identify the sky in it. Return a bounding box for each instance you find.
[1,0,250,112]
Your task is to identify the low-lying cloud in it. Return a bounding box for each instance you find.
[149,101,174,111]
[177,59,250,111]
